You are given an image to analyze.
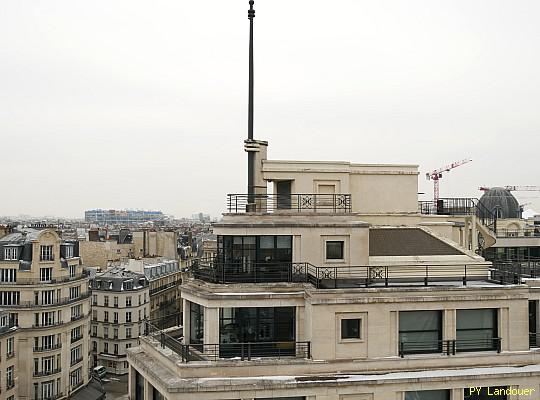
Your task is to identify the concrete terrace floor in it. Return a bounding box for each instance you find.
[103,374,128,400]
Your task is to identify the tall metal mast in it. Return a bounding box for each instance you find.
[247,0,255,204]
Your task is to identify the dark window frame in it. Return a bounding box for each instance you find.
[325,241,344,260]
[340,318,361,340]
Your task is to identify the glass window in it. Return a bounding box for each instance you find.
[219,307,296,358]
[399,311,442,354]
[456,309,498,351]
[326,241,344,260]
[405,390,450,400]
[341,319,361,339]
[190,303,204,345]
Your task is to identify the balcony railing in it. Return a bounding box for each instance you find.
[70,357,83,366]
[33,368,62,377]
[227,193,352,213]
[399,337,501,357]
[1,292,90,309]
[530,333,540,348]
[149,281,180,296]
[490,260,540,284]
[71,335,83,344]
[34,393,63,400]
[418,198,497,233]
[496,228,540,238]
[144,322,310,363]
[34,343,62,352]
[1,270,90,286]
[192,259,492,288]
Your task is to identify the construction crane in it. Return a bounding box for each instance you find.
[479,186,540,192]
[426,159,472,202]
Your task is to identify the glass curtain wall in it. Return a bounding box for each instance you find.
[456,309,497,351]
[399,311,442,354]
[189,302,204,345]
[216,236,293,281]
[219,307,295,357]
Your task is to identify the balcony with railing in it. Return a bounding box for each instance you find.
[192,259,496,288]
[34,343,62,352]
[418,197,497,233]
[399,337,501,357]
[144,322,310,363]
[33,368,62,377]
[2,270,91,286]
[226,193,352,214]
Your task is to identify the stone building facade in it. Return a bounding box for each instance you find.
[90,267,149,375]
[0,227,91,400]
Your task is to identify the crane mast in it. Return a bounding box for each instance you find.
[426,159,472,202]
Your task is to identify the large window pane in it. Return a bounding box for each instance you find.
[190,303,204,345]
[219,307,295,357]
[405,390,449,400]
[456,309,497,351]
[399,311,442,354]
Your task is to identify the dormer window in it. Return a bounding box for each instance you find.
[40,245,54,261]
[3,247,18,261]
[64,244,74,259]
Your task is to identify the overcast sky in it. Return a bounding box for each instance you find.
[2,0,540,218]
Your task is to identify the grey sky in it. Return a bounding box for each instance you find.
[1,0,540,218]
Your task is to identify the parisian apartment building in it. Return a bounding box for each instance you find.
[90,267,149,375]
[0,227,91,400]
[126,138,540,400]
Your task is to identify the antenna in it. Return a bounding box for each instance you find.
[247,0,256,208]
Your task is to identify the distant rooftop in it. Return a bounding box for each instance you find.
[92,266,148,292]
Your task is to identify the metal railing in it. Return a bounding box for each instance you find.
[70,357,83,366]
[0,292,90,309]
[149,281,180,296]
[399,337,501,357]
[33,368,62,377]
[490,260,540,284]
[418,198,497,233]
[34,343,62,352]
[227,193,352,213]
[496,228,540,238]
[0,270,90,286]
[192,259,491,288]
[71,335,83,344]
[192,260,314,284]
[144,322,310,363]
[530,333,540,348]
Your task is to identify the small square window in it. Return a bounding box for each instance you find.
[326,241,344,260]
[341,318,361,339]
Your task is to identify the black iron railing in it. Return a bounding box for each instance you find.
[34,343,62,352]
[399,337,501,357]
[1,270,90,286]
[496,228,540,238]
[418,198,497,233]
[33,368,62,377]
[490,260,540,284]
[530,333,540,348]
[188,341,311,361]
[143,322,310,363]
[227,193,352,213]
[192,259,491,288]
[192,260,314,284]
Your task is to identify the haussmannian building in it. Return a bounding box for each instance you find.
[127,140,540,400]
[90,267,149,375]
[0,227,91,400]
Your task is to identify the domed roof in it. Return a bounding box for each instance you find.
[478,187,521,219]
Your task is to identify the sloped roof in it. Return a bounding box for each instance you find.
[369,228,464,256]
